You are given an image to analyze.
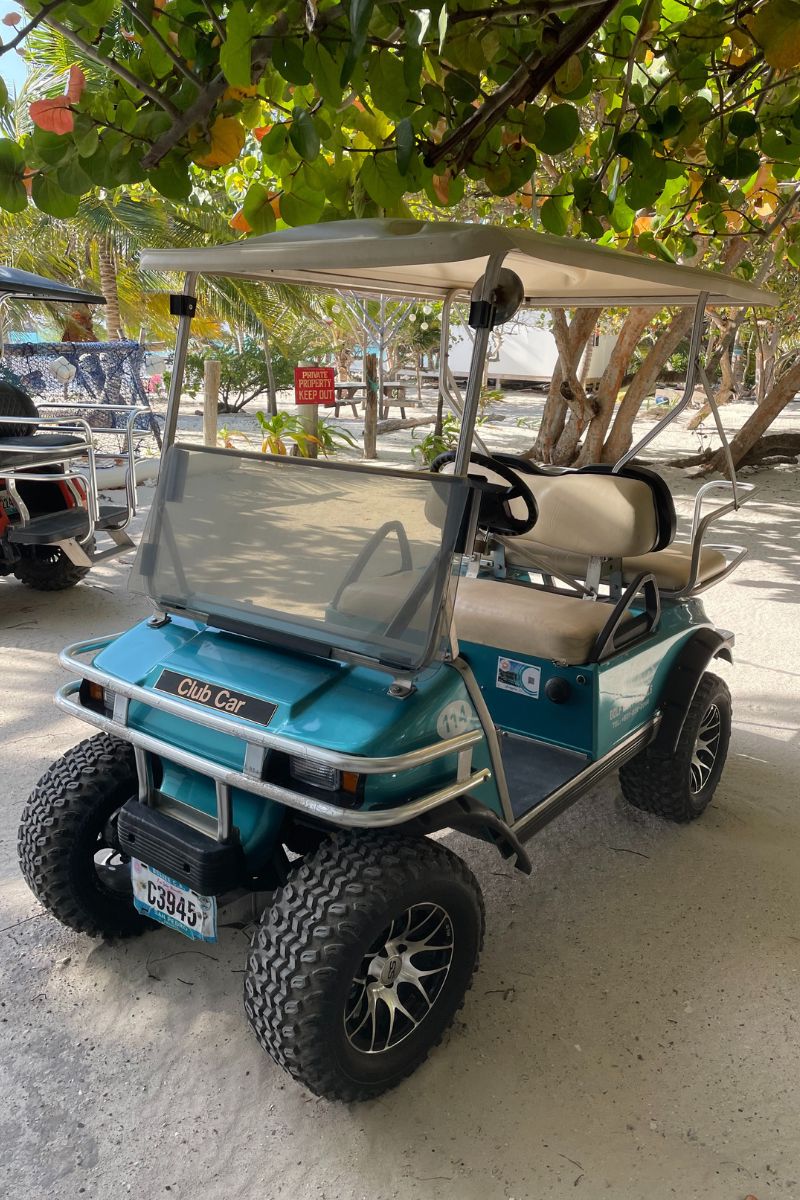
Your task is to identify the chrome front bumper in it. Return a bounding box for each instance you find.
[57,636,491,836]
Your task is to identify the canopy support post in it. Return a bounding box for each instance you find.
[613,291,707,472]
[696,362,740,506]
[438,292,491,457]
[163,272,198,452]
[453,254,506,476]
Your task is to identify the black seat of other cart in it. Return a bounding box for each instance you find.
[0,433,88,470]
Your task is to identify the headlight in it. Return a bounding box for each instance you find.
[79,679,114,717]
[289,757,341,792]
[288,757,361,798]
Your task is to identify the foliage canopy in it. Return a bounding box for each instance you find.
[2,0,800,266]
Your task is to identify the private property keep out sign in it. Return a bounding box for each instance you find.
[294,366,335,406]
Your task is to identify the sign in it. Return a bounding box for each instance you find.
[294,365,335,406]
[155,669,277,726]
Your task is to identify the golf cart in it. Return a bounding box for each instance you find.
[0,266,140,590]
[18,221,771,1101]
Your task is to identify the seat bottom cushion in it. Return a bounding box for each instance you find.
[0,433,87,470]
[454,576,628,665]
[333,570,628,665]
[505,540,728,592]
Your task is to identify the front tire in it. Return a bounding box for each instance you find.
[619,671,732,822]
[18,733,147,937]
[244,831,485,1102]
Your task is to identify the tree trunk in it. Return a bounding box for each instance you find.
[363,351,379,458]
[531,306,600,461]
[262,326,278,417]
[98,238,124,340]
[696,356,800,474]
[601,308,695,463]
[576,306,657,466]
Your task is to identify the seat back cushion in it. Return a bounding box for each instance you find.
[439,456,666,559]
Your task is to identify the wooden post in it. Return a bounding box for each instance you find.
[363,351,378,459]
[204,358,220,447]
[298,402,319,458]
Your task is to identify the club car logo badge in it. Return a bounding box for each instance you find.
[155,669,277,726]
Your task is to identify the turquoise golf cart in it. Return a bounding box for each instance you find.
[18,221,771,1101]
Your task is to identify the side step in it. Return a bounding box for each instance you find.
[96,504,128,531]
[8,509,90,545]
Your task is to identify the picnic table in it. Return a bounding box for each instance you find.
[333,379,436,419]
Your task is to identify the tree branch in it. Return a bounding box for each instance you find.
[119,0,203,89]
[424,0,619,170]
[0,0,65,56]
[46,17,181,118]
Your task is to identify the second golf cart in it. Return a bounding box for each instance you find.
[18,220,770,1100]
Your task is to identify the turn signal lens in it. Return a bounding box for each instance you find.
[342,771,360,794]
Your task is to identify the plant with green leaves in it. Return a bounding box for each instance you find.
[411,412,459,465]
[254,408,356,456]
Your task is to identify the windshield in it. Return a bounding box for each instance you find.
[129,446,475,670]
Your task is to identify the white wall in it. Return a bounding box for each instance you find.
[448,312,616,384]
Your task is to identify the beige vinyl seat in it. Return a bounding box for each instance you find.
[506,540,729,592]
[334,458,672,666]
[334,568,643,666]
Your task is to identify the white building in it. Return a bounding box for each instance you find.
[448,311,616,386]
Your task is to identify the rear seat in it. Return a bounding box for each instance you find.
[510,541,728,591]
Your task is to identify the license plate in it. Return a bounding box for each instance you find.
[131,859,217,942]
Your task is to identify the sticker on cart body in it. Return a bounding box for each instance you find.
[496,657,541,699]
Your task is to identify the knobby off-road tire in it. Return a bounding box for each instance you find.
[619,671,732,822]
[244,831,485,1102]
[18,733,148,938]
[13,539,95,591]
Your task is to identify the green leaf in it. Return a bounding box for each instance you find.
[720,146,761,179]
[535,104,580,155]
[221,1,253,90]
[359,153,406,208]
[289,108,320,161]
[395,117,414,176]
[0,77,8,111]
[367,50,408,117]
[242,182,277,234]
[274,39,312,85]
[75,125,99,158]
[522,106,545,145]
[729,110,758,139]
[57,157,92,195]
[280,179,325,226]
[31,173,80,218]
[617,130,651,167]
[149,161,193,200]
[304,40,343,106]
[437,2,448,51]
[540,196,569,236]
[341,0,375,86]
[0,138,26,214]
[636,231,676,262]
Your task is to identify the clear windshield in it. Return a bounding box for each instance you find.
[129,445,474,670]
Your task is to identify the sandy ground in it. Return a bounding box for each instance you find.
[1,396,799,1200]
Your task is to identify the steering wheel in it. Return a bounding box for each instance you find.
[430,450,538,536]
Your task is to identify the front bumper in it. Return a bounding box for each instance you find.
[57,636,491,839]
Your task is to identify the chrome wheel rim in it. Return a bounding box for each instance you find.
[691,703,722,794]
[344,903,454,1054]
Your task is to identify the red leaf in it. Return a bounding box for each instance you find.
[29,97,74,135]
[253,125,272,141]
[66,65,86,103]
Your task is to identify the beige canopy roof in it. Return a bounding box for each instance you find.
[140,218,773,307]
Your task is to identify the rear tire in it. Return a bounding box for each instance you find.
[13,539,95,590]
[18,733,147,937]
[244,831,484,1102]
[619,671,731,822]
